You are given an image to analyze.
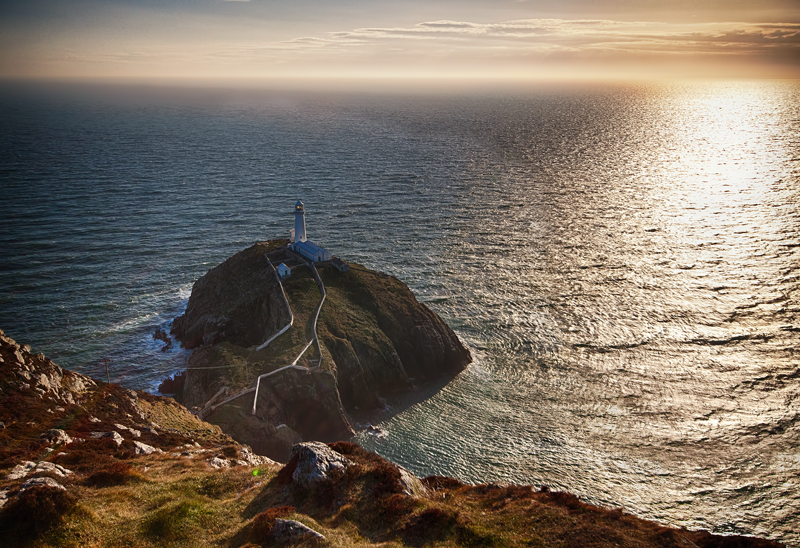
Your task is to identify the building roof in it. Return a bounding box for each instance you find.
[294,240,328,255]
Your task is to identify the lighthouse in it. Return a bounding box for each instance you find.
[293,200,307,243]
[290,200,332,263]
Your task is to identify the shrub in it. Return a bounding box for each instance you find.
[402,507,459,543]
[423,476,464,491]
[0,486,77,545]
[545,491,583,511]
[52,438,118,473]
[376,493,419,519]
[250,506,295,540]
[86,461,135,487]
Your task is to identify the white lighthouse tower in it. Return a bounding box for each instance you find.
[293,200,307,243]
[289,200,332,263]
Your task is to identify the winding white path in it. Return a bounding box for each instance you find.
[249,254,327,416]
[256,257,294,351]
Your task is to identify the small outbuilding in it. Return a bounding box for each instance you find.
[277,262,291,278]
[332,257,350,273]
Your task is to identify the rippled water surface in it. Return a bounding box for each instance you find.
[1,81,798,544]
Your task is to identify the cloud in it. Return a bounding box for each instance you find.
[8,14,797,80]
[263,18,800,66]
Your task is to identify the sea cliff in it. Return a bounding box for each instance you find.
[0,329,782,548]
[168,240,471,459]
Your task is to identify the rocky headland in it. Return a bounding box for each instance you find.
[0,329,783,547]
[167,240,472,460]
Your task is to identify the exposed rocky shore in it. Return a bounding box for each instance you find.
[168,241,472,460]
[0,329,783,547]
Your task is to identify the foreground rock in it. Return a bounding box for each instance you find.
[290,441,355,487]
[169,241,472,459]
[272,519,326,544]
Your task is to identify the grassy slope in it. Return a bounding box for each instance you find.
[2,442,783,548]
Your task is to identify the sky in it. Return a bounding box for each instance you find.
[1,0,798,85]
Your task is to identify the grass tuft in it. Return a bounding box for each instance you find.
[141,498,210,541]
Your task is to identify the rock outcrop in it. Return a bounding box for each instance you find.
[0,328,238,474]
[170,241,472,458]
[171,240,292,349]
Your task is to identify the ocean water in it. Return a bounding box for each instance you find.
[1,80,798,544]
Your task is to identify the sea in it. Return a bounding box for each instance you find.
[1,80,798,545]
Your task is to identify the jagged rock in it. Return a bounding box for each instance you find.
[240,446,277,467]
[33,461,73,478]
[6,461,36,480]
[0,490,8,509]
[272,518,326,544]
[171,242,292,350]
[133,440,163,455]
[91,431,124,446]
[291,442,354,487]
[40,428,73,446]
[20,476,66,492]
[397,465,427,497]
[209,456,231,469]
[115,423,142,437]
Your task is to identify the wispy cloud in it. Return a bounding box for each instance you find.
[301,18,800,51]
[7,15,798,80]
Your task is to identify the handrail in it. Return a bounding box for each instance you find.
[306,259,326,369]
[256,257,294,351]
[250,364,310,415]
[250,258,327,416]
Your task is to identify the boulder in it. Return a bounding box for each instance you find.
[33,461,73,478]
[40,428,73,446]
[90,431,124,446]
[291,442,354,487]
[132,440,163,455]
[272,518,326,544]
[208,456,231,469]
[6,461,36,480]
[115,424,142,438]
[397,465,427,497]
[20,477,66,492]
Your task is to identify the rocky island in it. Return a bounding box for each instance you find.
[166,239,471,460]
[0,329,782,548]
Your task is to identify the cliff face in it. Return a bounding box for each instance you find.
[317,265,471,409]
[0,329,253,471]
[169,241,472,457]
[172,240,292,350]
